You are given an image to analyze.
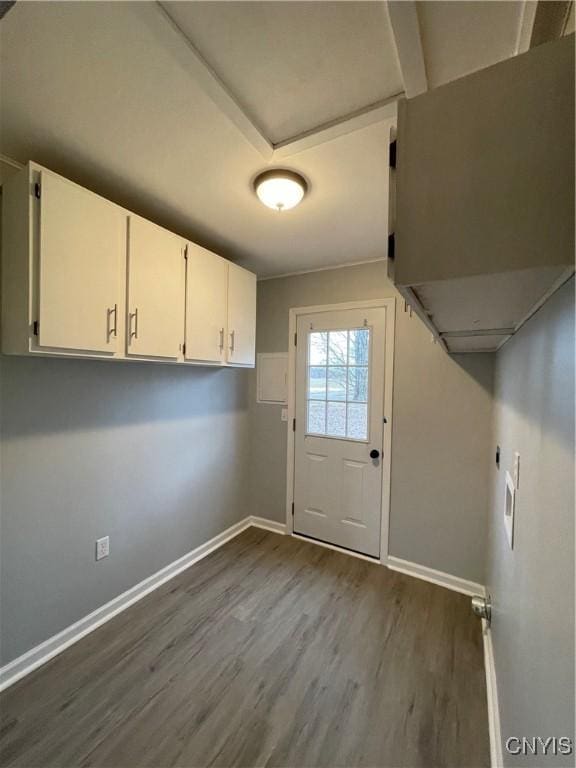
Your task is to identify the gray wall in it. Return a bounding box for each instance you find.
[0,157,253,666]
[487,278,575,766]
[0,357,251,665]
[249,261,494,584]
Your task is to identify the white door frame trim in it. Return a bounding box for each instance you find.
[285,298,396,563]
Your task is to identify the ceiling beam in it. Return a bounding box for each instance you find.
[386,1,427,98]
[139,2,273,160]
[273,96,400,159]
[530,0,573,47]
[516,1,573,54]
[515,1,538,54]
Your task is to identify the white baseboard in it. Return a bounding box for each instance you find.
[0,515,283,693]
[482,619,503,768]
[249,516,287,535]
[387,555,486,597]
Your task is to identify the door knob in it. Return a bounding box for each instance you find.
[370,449,380,459]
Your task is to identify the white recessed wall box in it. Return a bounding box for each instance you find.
[257,353,288,404]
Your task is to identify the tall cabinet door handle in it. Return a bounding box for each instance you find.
[229,330,235,354]
[219,327,225,351]
[107,304,118,340]
[129,308,139,341]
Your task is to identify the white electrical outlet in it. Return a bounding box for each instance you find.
[95,536,110,561]
[281,408,288,422]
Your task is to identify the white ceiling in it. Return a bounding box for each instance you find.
[0,1,539,277]
[163,1,403,144]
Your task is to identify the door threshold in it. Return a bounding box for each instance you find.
[291,532,382,564]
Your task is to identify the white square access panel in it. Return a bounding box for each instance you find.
[257,353,288,404]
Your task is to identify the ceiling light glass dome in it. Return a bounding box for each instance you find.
[254,169,307,212]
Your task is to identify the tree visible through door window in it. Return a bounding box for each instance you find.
[307,328,370,440]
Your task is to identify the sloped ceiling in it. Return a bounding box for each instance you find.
[0,1,545,277]
[163,1,403,144]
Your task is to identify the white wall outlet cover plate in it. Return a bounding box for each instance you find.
[504,471,515,550]
[96,536,110,561]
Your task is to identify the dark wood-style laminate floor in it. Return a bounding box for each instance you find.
[0,528,489,768]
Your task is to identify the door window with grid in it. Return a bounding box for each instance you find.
[306,328,370,440]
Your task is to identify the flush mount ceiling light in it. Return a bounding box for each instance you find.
[254,169,307,212]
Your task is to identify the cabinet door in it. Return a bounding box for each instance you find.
[38,171,124,353]
[127,217,185,359]
[395,35,574,286]
[227,263,256,366]
[185,244,228,363]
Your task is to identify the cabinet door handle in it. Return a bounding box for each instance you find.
[229,330,235,353]
[107,304,118,340]
[129,308,139,341]
[219,327,225,351]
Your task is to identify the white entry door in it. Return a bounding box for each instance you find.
[293,307,388,558]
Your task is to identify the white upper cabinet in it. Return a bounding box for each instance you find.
[1,162,257,368]
[37,171,125,354]
[227,263,256,366]
[185,248,256,367]
[392,36,574,353]
[185,243,228,363]
[126,216,186,360]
